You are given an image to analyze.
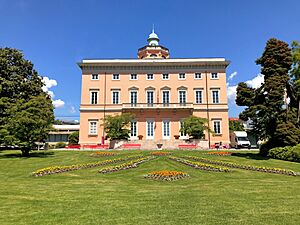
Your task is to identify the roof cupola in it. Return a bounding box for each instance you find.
[147,26,159,46]
[138,26,170,59]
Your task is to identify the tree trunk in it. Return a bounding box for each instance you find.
[21,149,30,157]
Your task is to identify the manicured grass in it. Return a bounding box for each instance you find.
[0,150,299,225]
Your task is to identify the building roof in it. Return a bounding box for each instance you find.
[229,117,240,121]
[80,58,229,64]
[53,125,80,130]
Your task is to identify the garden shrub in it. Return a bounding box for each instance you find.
[259,140,276,156]
[268,144,300,162]
[48,144,56,149]
[55,142,66,149]
[68,131,79,145]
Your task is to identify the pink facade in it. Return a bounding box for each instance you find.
[78,31,230,148]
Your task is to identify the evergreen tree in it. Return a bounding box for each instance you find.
[0,48,54,156]
[236,38,300,155]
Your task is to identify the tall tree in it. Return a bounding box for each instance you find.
[290,41,300,121]
[0,48,54,156]
[291,41,300,81]
[236,38,300,155]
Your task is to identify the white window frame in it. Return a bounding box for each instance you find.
[129,90,138,105]
[162,90,170,105]
[211,73,219,79]
[89,120,98,135]
[178,90,186,104]
[130,121,138,139]
[162,119,170,139]
[194,73,202,79]
[112,90,120,104]
[91,74,99,80]
[178,73,186,80]
[147,74,154,80]
[90,89,99,104]
[194,89,203,104]
[130,74,138,80]
[162,73,169,80]
[179,121,188,139]
[146,119,155,139]
[211,89,220,104]
[213,120,222,134]
[112,74,120,80]
[146,90,154,106]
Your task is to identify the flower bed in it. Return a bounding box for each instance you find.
[206,151,232,156]
[99,156,155,173]
[91,152,116,157]
[184,156,298,176]
[32,155,145,177]
[144,170,189,181]
[169,156,230,172]
[151,151,171,156]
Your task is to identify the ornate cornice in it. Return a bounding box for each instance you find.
[78,59,230,73]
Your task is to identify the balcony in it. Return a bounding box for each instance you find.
[122,103,194,110]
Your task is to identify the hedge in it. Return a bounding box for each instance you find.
[268,145,300,162]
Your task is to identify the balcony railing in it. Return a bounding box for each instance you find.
[122,103,194,109]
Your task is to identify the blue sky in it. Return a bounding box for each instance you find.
[1,0,300,120]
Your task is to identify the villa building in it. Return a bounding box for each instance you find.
[78,29,230,148]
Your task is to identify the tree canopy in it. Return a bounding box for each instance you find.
[180,116,209,139]
[102,113,134,140]
[0,48,54,156]
[236,38,300,155]
[229,120,245,131]
[68,131,79,145]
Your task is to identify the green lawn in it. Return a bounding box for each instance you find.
[0,150,299,225]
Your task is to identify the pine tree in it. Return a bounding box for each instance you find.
[236,38,300,155]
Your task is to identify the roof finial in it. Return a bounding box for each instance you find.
[152,24,155,33]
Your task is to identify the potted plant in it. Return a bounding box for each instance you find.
[138,135,143,140]
[174,135,180,140]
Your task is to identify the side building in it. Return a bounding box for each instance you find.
[47,124,80,145]
[78,30,230,148]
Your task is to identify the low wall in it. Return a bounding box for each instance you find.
[113,139,209,150]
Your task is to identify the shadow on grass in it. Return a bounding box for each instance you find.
[231,152,269,160]
[0,151,55,159]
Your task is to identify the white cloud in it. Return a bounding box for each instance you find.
[227,74,265,104]
[228,71,237,81]
[42,77,57,93]
[41,76,65,108]
[245,74,264,89]
[47,90,55,99]
[53,99,65,108]
[227,85,238,102]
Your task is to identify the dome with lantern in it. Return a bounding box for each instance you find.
[138,26,169,59]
